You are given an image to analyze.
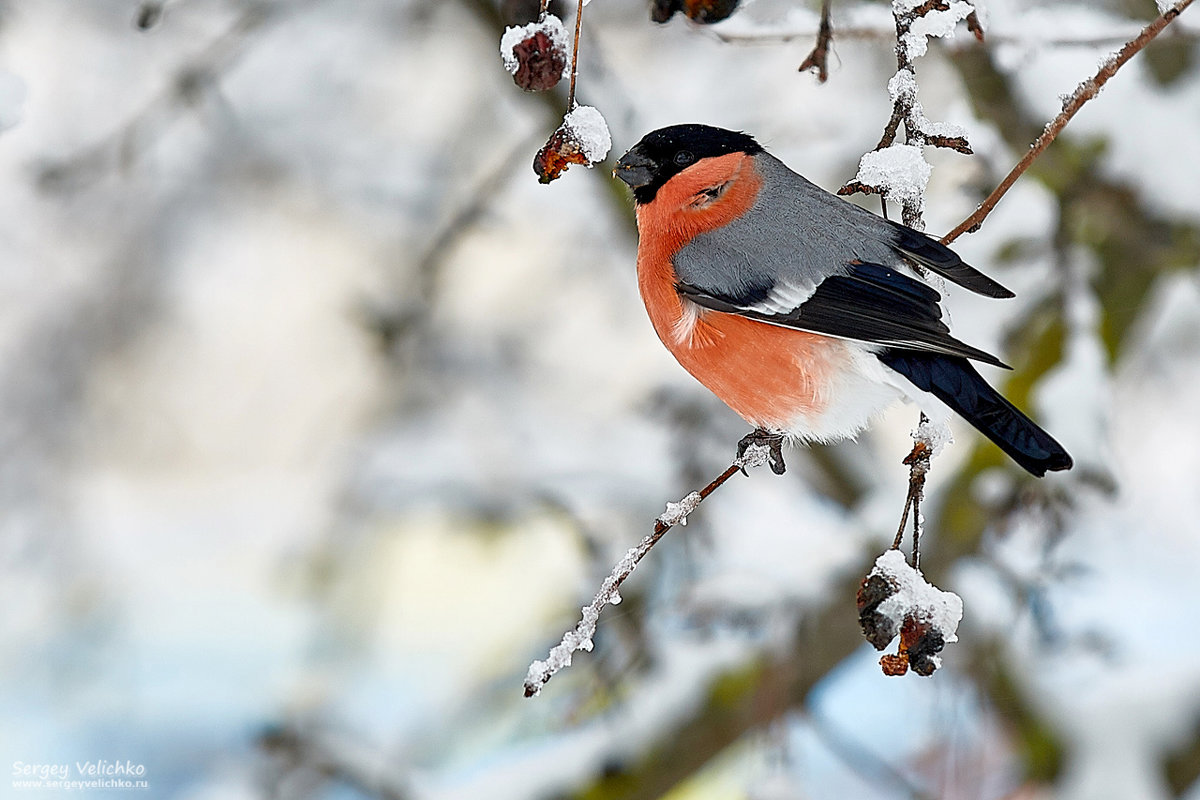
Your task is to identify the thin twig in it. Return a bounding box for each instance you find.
[941,0,1194,244]
[839,0,975,227]
[718,23,1190,48]
[910,471,923,570]
[797,0,834,82]
[965,8,985,41]
[565,0,585,110]
[893,415,933,568]
[523,443,773,697]
[891,497,910,552]
[874,107,905,151]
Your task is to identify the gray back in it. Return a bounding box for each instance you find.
[672,153,900,304]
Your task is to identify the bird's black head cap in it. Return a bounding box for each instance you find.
[614,124,763,205]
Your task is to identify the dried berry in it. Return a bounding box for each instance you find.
[880,653,909,676]
[856,550,963,678]
[500,15,569,92]
[534,127,589,184]
[512,31,567,91]
[651,0,741,24]
[650,0,678,22]
[876,615,950,676]
[532,105,611,184]
[857,572,900,650]
[900,615,946,677]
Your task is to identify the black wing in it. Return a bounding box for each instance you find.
[677,261,1010,368]
[886,221,1015,299]
[879,350,1071,475]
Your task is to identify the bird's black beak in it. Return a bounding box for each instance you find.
[613,147,656,190]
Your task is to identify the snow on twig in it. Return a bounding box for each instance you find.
[658,492,702,527]
[942,0,1195,244]
[845,144,932,218]
[913,415,952,461]
[561,104,611,162]
[523,440,775,697]
[839,0,976,227]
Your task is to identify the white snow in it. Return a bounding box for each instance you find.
[524,609,596,696]
[499,14,571,76]
[659,490,702,527]
[899,0,974,60]
[1059,72,1105,113]
[736,441,772,471]
[853,143,931,212]
[868,550,964,660]
[887,68,919,105]
[561,104,612,163]
[524,521,662,696]
[887,69,968,140]
[913,416,953,458]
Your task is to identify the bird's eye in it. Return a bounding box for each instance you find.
[674,150,695,166]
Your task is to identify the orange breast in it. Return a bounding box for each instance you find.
[634,152,840,432]
[639,263,839,431]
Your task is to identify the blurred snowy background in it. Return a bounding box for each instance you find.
[1,0,1199,798]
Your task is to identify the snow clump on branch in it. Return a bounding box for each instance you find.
[852,144,932,217]
[857,549,963,676]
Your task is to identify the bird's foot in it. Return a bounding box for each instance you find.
[737,429,786,476]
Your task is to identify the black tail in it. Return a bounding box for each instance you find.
[879,351,1073,477]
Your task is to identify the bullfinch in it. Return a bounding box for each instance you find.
[613,124,1072,477]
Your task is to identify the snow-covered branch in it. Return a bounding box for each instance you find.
[839,0,977,227]
[524,441,775,696]
[942,0,1195,244]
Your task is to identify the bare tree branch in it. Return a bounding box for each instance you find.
[797,0,833,82]
[720,23,1193,49]
[838,0,974,227]
[941,0,1194,244]
[565,0,586,110]
[524,437,777,697]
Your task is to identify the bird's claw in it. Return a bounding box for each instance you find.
[737,429,786,475]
